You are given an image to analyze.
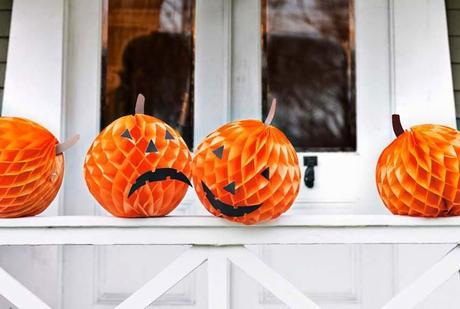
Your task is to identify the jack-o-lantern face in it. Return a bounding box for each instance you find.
[0,117,78,217]
[84,95,192,217]
[192,100,300,224]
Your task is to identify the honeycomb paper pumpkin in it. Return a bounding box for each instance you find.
[192,100,301,225]
[84,94,192,217]
[376,114,460,217]
[0,117,79,217]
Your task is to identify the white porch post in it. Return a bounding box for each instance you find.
[2,1,66,308]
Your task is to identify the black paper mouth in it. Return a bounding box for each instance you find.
[128,168,191,197]
[201,181,262,217]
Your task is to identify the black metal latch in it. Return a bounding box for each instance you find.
[303,156,318,188]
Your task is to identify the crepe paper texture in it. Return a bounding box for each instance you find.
[0,117,78,217]
[84,94,192,217]
[192,100,301,225]
[376,115,460,217]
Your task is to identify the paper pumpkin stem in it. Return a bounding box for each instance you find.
[264,98,277,125]
[392,114,404,137]
[178,91,189,128]
[56,134,80,155]
[135,94,145,114]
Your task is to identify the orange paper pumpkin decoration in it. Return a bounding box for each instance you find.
[0,117,78,217]
[84,95,192,217]
[376,115,460,217]
[192,100,301,224]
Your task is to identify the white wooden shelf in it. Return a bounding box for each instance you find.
[0,215,459,246]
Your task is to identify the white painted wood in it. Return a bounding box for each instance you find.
[194,0,232,143]
[0,266,51,309]
[3,0,65,217]
[116,247,207,309]
[227,246,320,309]
[383,245,460,309]
[5,214,460,228]
[392,0,456,127]
[2,225,460,246]
[62,0,102,216]
[1,1,66,308]
[60,2,114,307]
[3,215,460,246]
[3,0,65,139]
[207,248,229,309]
[393,245,460,309]
[0,216,460,308]
[251,244,365,307]
[8,214,460,228]
[230,0,261,120]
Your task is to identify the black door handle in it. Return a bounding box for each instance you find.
[303,156,317,188]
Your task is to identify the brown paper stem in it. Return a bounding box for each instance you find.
[392,114,404,137]
[178,92,189,128]
[264,98,277,125]
[56,134,80,155]
[135,94,145,114]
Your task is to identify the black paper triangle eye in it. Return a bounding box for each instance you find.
[165,130,174,140]
[223,182,236,195]
[261,167,269,180]
[212,146,224,159]
[146,140,158,153]
[121,129,132,140]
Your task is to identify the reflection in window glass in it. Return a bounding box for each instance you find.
[102,0,194,148]
[262,0,356,151]
[0,0,13,113]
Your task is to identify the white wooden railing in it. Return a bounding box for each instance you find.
[1,215,460,309]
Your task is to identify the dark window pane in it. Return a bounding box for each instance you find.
[262,0,356,151]
[0,10,11,37]
[102,0,194,148]
[0,0,13,115]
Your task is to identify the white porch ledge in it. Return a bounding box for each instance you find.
[0,214,458,245]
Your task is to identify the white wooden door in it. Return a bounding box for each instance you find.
[2,0,458,308]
